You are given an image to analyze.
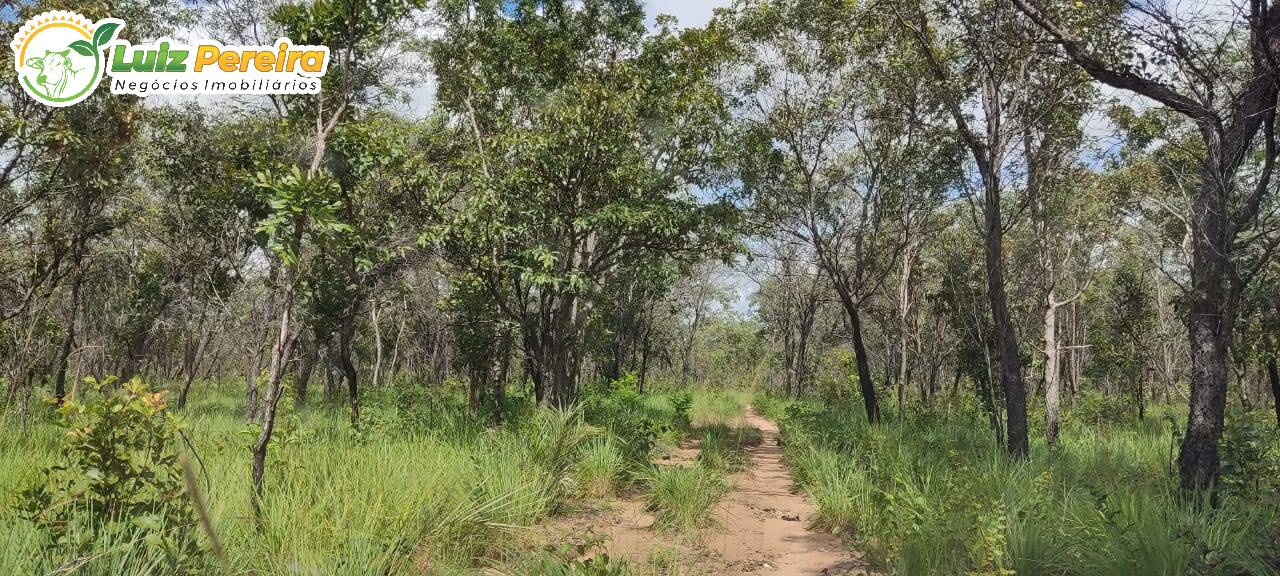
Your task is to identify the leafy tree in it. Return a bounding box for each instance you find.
[1015,0,1280,493]
[725,0,957,422]
[427,0,740,406]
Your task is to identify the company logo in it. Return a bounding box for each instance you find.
[11,11,330,107]
[11,11,119,107]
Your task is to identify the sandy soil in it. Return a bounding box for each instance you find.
[541,407,868,575]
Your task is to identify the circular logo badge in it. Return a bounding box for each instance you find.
[10,11,123,107]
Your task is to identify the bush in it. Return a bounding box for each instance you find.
[669,391,693,431]
[1220,411,1280,497]
[581,374,669,464]
[18,376,208,574]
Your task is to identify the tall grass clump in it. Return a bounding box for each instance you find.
[696,423,761,472]
[574,438,627,498]
[762,391,1280,576]
[643,464,729,533]
[0,378,654,576]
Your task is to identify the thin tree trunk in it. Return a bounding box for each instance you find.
[250,268,299,521]
[52,254,86,404]
[1267,354,1279,428]
[1044,295,1062,445]
[371,301,384,389]
[848,305,879,423]
[491,327,512,424]
[896,243,915,411]
[177,318,215,409]
[339,315,359,427]
[295,340,317,409]
[680,272,711,387]
[984,176,1029,459]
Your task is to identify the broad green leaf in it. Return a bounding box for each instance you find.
[68,40,95,57]
[93,22,121,47]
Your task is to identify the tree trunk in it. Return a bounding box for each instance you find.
[244,294,274,421]
[1044,296,1062,445]
[295,340,318,409]
[984,178,1029,459]
[52,254,86,404]
[1137,368,1146,420]
[250,272,299,522]
[338,314,359,427]
[848,305,879,423]
[680,273,710,387]
[1177,183,1234,494]
[177,319,214,409]
[491,328,512,424]
[1267,354,1279,428]
[896,244,915,412]
[371,301,384,389]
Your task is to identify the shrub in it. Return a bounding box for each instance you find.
[669,391,693,431]
[581,375,669,464]
[1219,411,1280,497]
[18,376,208,573]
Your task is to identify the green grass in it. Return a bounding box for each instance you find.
[687,388,749,428]
[695,423,761,472]
[573,438,627,499]
[642,464,729,533]
[0,380,691,575]
[761,392,1280,576]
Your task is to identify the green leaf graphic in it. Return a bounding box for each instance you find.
[68,40,95,57]
[92,22,120,47]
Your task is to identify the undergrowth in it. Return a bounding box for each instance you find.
[756,392,1280,576]
[0,374,726,575]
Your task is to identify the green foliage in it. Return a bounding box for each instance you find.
[581,374,671,464]
[522,407,604,511]
[696,424,761,473]
[769,396,1280,575]
[1219,412,1280,498]
[18,377,207,573]
[504,536,633,576]
[573,439,627,499]
[669,391,693,431]
[1072,390,1135,427]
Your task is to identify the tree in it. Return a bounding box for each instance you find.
[246,0,424,520]
[1089,256,1157,419]
[427,0,740,406]
[1014,0,1280,494]
[726,0,956,422]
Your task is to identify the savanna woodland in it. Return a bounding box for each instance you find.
[2,0,1280,574]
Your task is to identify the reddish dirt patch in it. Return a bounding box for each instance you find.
[541,407,869,575]
[701,409,867,575]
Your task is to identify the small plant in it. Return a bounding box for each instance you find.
[1219,413,1280,496]
[519,533,633,576]
[19,376,208,573]
[574,439,626,498]
[670,391,693,431]
[643,465,729,533]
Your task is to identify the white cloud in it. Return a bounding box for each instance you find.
[644,0,733,29]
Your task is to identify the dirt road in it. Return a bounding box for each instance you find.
[542,407,866,575]
[701,408,864,575]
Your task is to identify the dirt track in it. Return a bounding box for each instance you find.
[542,407,867,575]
